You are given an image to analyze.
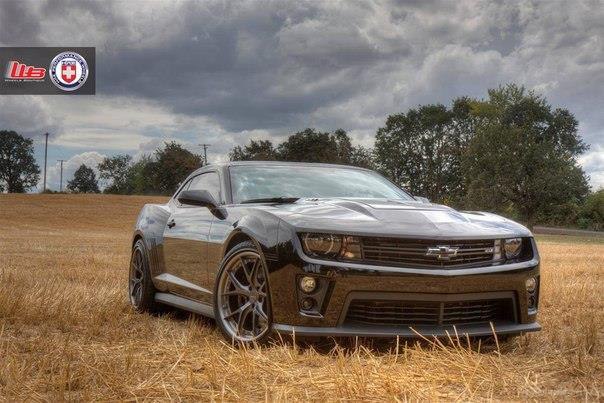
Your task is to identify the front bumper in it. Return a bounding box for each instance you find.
[266,245,540,337]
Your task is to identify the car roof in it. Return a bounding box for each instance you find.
[191,160,372,175]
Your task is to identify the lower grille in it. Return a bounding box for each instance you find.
[344,298,514,327]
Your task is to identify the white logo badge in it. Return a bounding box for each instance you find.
[49,51,89,91]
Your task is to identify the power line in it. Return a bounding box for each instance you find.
[57,159,66,192]
[198,143,211,165]
[42,133,49,192]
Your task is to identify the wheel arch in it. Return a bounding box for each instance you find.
[132,231,144,248]
[222,228,264,258]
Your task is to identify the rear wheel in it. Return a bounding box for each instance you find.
[129,239,160,313]
[214,241,272,344]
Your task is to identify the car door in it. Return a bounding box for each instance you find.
[162,171,222,304]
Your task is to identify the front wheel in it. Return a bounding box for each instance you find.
[214,241,272,344]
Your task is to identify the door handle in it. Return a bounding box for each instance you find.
[167,219,176,229]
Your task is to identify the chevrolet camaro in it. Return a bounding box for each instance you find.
[129,161,540,343]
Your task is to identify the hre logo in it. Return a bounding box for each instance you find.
[4,60,46,80]
[49,51,89,91]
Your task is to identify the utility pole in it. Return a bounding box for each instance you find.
[43,132,49,192]
[57,159,66,192]
[198,143,211,165]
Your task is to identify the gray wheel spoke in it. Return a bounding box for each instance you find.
[240,257,254,285]
[135,252,142,270]
[249,259,260,287]
[237,303,253,333]
[131,282,141,300]
[254,302,268,321]
[225,301,251,320]
[257,276,267,291]
[222,288,249,297]
[136,284,143,301]
[227,271,250,294]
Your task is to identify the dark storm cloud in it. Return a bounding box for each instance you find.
[95,1,411,131]
[0,1,40,45]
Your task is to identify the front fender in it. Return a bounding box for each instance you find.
[220,212,281,262]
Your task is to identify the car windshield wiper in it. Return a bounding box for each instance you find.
[240,197,300,204]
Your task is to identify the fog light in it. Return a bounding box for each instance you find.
[299,276,317,293]
[525,277,537,293]
[301,297,315,310]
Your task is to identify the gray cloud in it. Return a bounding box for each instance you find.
[0,0,603,189]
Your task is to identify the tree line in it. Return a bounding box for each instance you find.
[1,84,602,230]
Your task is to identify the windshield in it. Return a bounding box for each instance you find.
[229,165,413,203]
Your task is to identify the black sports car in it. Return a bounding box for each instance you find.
[129,161,540,343]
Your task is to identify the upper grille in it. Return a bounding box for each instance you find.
[361,238,498,268]
[344,298,514,327]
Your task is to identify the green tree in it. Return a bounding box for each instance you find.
[230,128,374,168]
[374,99,473,205]
[229,140,277,161]
[276,128,342,163]
[332,129,374,168]
[349,145,374,169]
[0,130,40,192]
[98,154,133,194]
[148,142,203,195]
[67,164,100,193]
[128,155,156,195]
[463,84,589,229]
[578,190,604,230]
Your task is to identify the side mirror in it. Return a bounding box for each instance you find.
[414,196,430,204]
[178,190,218,209]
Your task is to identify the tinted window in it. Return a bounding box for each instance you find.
[229,165,412,203]
[188,172,221,202]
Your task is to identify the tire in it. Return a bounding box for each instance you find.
[129,239,160,313]
[213,241,272,345]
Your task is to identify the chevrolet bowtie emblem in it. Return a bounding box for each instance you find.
[426,246,459,260]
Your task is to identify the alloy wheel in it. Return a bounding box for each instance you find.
[129,246,145,308]
[217,250,270,342]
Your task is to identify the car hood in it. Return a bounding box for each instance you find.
[260,198,531,239]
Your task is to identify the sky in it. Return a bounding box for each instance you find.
[0,0,603,191]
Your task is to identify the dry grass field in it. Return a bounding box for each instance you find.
[0,194,602,401]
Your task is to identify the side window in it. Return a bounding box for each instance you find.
[188,172,221,202]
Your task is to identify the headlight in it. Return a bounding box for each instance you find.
[504,238,522,259]
[302,233,342,257]
[300,233,361,260]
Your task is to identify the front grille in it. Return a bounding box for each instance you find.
[344,298,514,327]
[361,238,498,268]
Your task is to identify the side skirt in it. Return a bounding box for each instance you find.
[154,292,215,319]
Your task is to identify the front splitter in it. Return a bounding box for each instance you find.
[272,321,541,338]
